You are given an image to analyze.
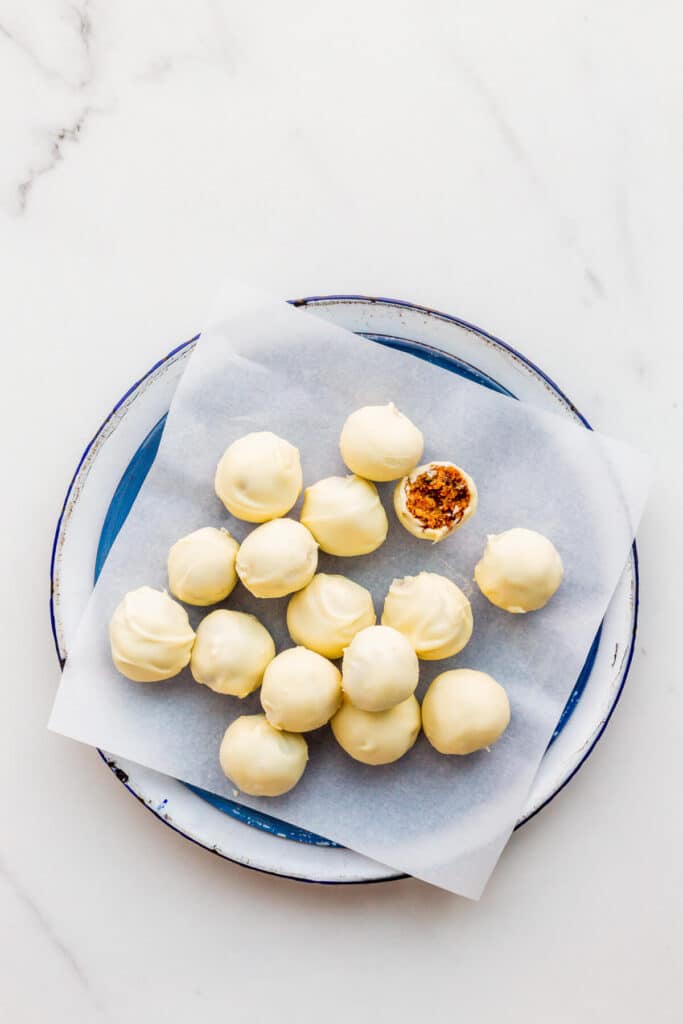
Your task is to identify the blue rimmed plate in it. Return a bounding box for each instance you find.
[50,296,638,884]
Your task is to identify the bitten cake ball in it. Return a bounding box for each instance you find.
[167,527,239,606]
[474,528,563,613]
[300,475,388,556]
[190,610,275,697]
[110,586,195,682]
[286,574,376,658]
[382,572,473,660]
[394,461,477,542]
[422,669,510,755]
[339,402,424,481]
[219,714,308,797]
[261,647,342,732]
[236,519,318,598]
[214,431,302,523]
[341,625,419,712]
[331,695,421,765]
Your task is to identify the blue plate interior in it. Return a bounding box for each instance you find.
[95,333,600,847]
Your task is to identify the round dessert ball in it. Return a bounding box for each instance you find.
[109,586,195,682]
[214,431,302,523]
[190,609,275,697]
[422,669,510,755]
[300,475,388,557]
[474,528,563,613]
[339,402,424,482]
[236,519,318,598]
[261,647,342,732]
[394,461,478,542]
[286,574,376,658]
[341,625,419,712]
[167,526,239,606]
[331,695,421,765]
[382,572,473,660]
[219,714,308,796]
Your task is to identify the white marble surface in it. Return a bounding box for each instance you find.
[2,2,681,1021]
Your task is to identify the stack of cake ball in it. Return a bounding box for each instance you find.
[109,403,564,797]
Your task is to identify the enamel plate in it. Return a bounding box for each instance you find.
[50,296,638,884]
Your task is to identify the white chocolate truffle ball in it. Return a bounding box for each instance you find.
[190,610,275,697]
[422,669,510,755]
[394,461,478,542]
[341,625,419,712]
[214,431,302,523]
[331,695,421,765]
[474,528,563,613]
[382,572,473,660]
[286,574,376,658]
[339,402,424,481]
[219,714,308,796]
[109,586,195,682]
[300,475,388,557]
[236,519,318,598]
[167,527,239,606]
[261,647,342,732]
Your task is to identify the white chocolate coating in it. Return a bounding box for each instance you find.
[341,625,419,712]
[422,669,510,755]
[236,519,318,598]
[261,647,342,732]
[300,475,388,557]
[214,431,302,523]
[331,695,421,765]
[190,610,275,697]
[167,527,239,606]
[219,714,308,796]
[474,528,563,613]
[394,461,478,542]
[109,586,195,682]
[286,574,376,658]
[382,572,473,660]
[339,402,424,481]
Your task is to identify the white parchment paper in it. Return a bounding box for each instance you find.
[50,283,649,897]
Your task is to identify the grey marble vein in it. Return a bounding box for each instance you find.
[0,853,109,1018]
[16,107,91,213]
[1,1,94,89]
[584,267,606,298]
[452,52,545,191]
[1,0,93,90]
[71,0,94,88]
[0,21,68,84]
[451,52,611,301]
